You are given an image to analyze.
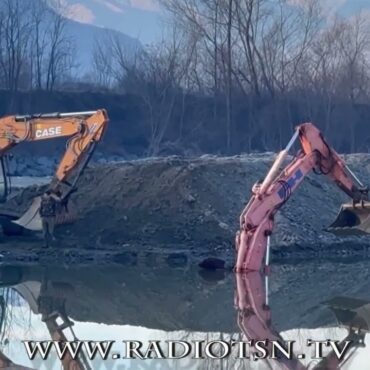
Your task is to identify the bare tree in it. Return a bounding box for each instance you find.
[336,13,370,152]
[225,0,233,152]
[160,0,237,150]
[134,35,189,156]
[93,26,193,155]
[0,0,31,92]
[44,0,74,91]
[92,29,143,90]
[2,0,365,155]
[30,0,49,89]
[92,36,114,88]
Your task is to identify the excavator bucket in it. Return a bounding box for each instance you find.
[12,197,78,231]
[327,202,370,236]
[13,197,42,230]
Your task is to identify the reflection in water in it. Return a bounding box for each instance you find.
[0,290,29,369]
[0,262,369,369]
[235,272,367,369]
[0,279,90,369]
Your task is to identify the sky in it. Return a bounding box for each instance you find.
[61,0,162,44]
[58,0,370,45]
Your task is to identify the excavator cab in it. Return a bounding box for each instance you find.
[0,156,11,203]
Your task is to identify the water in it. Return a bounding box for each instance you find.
[0,259,370,369]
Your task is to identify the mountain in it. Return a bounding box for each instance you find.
[62,0,370,54]
[0,0,143,77]
[63,17,141,75]
[62,0,162,45]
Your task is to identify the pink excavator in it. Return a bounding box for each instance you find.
[235,271,367,369]
[235,123,370,272]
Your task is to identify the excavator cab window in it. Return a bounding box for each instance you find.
[0,156,10,203]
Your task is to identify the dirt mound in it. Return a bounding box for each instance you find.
[64,155,261,250]
[5,154,370,257]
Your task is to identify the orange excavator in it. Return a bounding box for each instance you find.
[235,123,370,272]
[0,110,109,231]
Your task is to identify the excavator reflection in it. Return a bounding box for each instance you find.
[0,271,90,369]
[235,272,367,370]
[0,294,34,369]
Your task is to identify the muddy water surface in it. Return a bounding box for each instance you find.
[0,258,369,369]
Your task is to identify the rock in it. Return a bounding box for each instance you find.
[218,222,229,230]
[198,268,226,283]
[199,257,226,270]
[166,253,188,267]
[112,252,138,265]
[186,194,196,203]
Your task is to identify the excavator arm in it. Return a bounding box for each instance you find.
[235,123,369,272]
[0,110,109,230]
[0,109,108,184]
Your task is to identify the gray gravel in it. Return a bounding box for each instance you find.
[4,153,370,260]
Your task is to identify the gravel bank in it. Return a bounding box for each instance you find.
[3,154,370,260]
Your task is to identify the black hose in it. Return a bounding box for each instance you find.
[277,180,292,204]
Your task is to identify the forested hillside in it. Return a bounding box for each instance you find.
[2,89,370,158]
[1,0,370,157]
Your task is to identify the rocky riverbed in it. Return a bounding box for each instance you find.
[2,153,370,264]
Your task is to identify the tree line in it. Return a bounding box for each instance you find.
[0,0,73,93]
[2,0,370,156]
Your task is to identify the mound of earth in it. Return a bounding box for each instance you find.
[4,154,370,258]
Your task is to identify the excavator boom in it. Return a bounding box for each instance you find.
[0,109,109,230]
[236,123,370,272]
[0,110,108,181]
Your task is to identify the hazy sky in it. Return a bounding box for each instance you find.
[59,0,370,45]
[62,0,162,43]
